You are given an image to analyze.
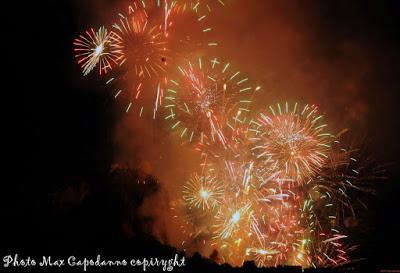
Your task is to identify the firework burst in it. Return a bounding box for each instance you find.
[296,188,351,268]
[249,102,333,183]
[164,56,260,145]
[73,26,123,76]
[182,172,224,210]
[172,101,376,268]
[245,242,282,267]
[112,10,169,78]
[104,2,170,118]
[72,1,382,268]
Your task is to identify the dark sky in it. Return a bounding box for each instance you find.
[3,0,400,270]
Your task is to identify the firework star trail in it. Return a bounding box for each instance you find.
[69,0,388,269]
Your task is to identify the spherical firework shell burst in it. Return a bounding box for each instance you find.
[249,102,333,183]
[164,57,258,145]
[113,14,168,75]
[74,26,124,76]
[105,1,170,118]
[182,172,224,211]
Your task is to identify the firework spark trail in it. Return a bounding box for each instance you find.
[75,0,218,117]
[164,57,259,145]
[193,145,300,266]
[296,186,350,268]
[182,172,224,210]
[173,100,378,268]
[112,12,168,78]
[101,0,218,117]
[249,102,333,183]
[72,2,380,268]
[167,1,218,56]
[103,1,170,118]
[170,0,225,14]
[74,26,123,76]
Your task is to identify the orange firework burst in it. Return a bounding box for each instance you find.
[164,56,260,145]
[249,102,333,183]
[105,2,170,117]
[112,9,168,78]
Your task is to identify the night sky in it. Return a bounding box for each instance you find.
[3,0,400,271]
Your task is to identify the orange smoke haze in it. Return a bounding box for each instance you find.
[70,0,396,262]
